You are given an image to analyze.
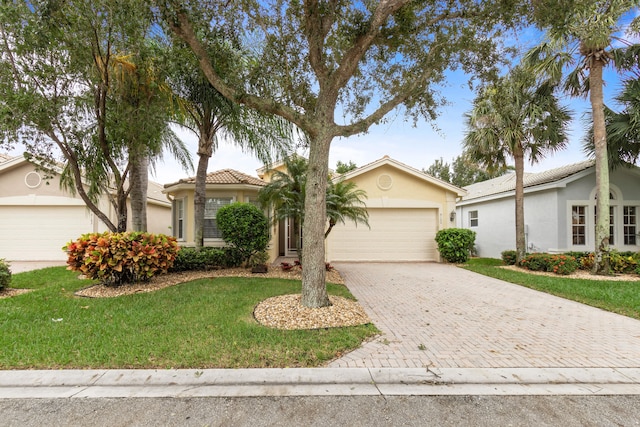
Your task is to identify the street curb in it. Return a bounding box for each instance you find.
[1,367,640,398]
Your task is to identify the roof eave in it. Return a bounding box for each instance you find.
[336,156,467,197]
[162,182,265,194]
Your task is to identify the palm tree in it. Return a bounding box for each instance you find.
[325,180,369,238]
[258,155,307,259]
[168,39,293,250]
[109,50,192,232]
[258,155,369,258]
[524,0,639,274]
[463,66,571,263]
[584,71,640,168]
[60,50,192,232]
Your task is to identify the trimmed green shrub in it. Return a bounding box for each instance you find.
[520,253,578,275]
[435,228,476,263]
[501,250,517,265]
[0,259,11,290]
[169,246,245,272]
[216,202,269,267]
[609,250,639,274]
[577,252,595,270]
[248,250,269,267]
[63,232,178,287]
[519,253,553,272]
[549,254,578,275]
[564,251,592,269]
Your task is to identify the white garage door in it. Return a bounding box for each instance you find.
[0,206,94,261]
[328,208,438,262]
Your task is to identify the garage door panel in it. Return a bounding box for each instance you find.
[0,206,93,261]
[328,208,438,262]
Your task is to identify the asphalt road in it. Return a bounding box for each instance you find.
[2,395,640,426]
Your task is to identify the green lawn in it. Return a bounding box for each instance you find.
[463,258,640,320]
[1,267,377,369]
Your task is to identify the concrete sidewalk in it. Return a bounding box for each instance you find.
[2,367,640,398]
[7,261,66,273]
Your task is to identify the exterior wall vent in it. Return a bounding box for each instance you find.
[25,171,42,189]
[377,173,393,191]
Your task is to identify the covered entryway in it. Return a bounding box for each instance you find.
[327,208,438,262]
[0,205,94,261]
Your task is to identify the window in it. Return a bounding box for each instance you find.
[594,206,615,245]
[173,198,185,240]
[572,206,586,245]
[204,197,232,238]
[244,196,261,208]
[469,210,478,227]
[624,206,637,245]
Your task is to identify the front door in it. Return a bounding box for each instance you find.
[285,217,302,257]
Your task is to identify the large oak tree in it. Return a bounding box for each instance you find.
[159,0,528,307]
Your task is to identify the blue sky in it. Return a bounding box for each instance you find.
[155,73,613,186]
[8,11,638,186]
[154,14,639,186]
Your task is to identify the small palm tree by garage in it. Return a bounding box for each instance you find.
[325,180,369,238]
[258,156,369,260]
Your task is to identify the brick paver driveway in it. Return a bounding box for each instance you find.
[327,262,640,369]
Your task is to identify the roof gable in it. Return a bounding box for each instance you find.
[461,160,597,202]
[337,155,466,197]
[1,152,169,204]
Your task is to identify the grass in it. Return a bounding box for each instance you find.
[0,267,377,369]
[463,258,640,320]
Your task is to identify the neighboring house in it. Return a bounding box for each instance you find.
[0,154,171,261]
[456,160,640,259]
[165,155,465,263]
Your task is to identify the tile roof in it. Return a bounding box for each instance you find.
[461,160,595,201]
[165,169,266,188]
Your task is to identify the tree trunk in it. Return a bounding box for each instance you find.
[590,55,610,275]
[300,130,332,308]
[116,189,128,232]
[194,141,211,251]
[130,154,148,232]
[514,144,526,264]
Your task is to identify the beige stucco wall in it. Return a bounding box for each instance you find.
[0,161,80,198]
[342,164,459,230]
[1,160,171,235]
[168,187,265,250]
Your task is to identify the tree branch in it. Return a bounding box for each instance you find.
[330,0,411,93]
[166,9,309,130]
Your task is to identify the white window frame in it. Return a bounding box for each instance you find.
[203,197,234,239]
[469,210,478,227]
[173,198,186,241]
[568,185,640,250]
[624,206,638,246]
[571,205,587,246]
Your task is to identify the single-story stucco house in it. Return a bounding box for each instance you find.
[162,168,267,247]
[163,155,465,263]
[456,160,640,259]
[0,153,172,261]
